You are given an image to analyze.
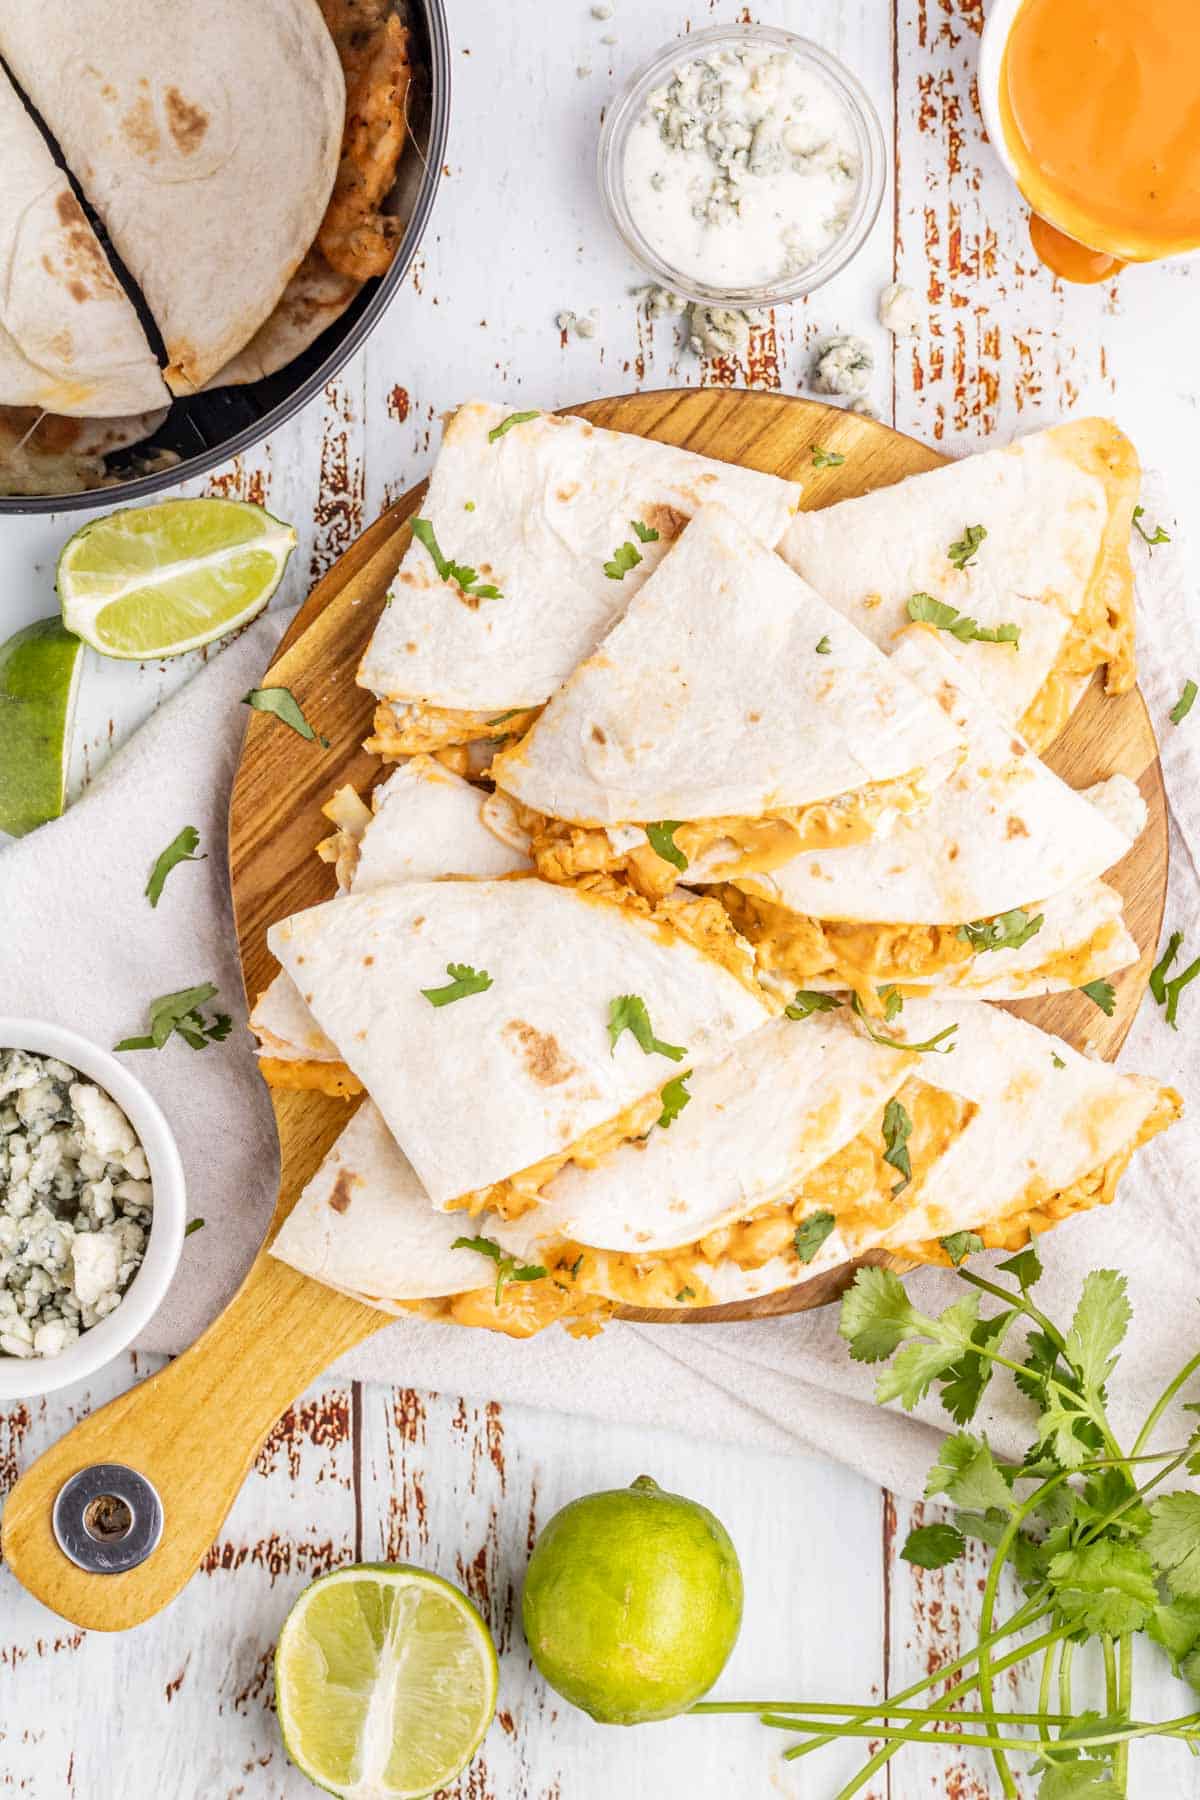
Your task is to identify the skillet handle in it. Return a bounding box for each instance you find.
[1,1243,386,1632]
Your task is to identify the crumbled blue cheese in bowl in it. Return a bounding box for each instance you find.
[600,27,885,304]
[0,1049,152,1358]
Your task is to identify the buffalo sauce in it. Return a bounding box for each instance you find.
[999,0,1200,281]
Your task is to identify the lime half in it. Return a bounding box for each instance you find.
[275,1563,498,1798]
[0,616,82,836]
[57,497,295,660]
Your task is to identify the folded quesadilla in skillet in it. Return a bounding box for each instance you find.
[251,756,529,1094]
[485,504,966,898]
[702,630,1144,1009]
[490,997,1180,1316]
[0,0,346,394]
[267,876,774,1218]
[776,419,1139,750]
[0,67,168,419]
[356,401,803,757]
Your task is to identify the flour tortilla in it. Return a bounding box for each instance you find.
[251,756,529,1063]
[491,504,964,826]
[204,249,360,389]
[0,406,168,496]
[707,629,1138,938]
[271,1100,495,1300]
[0,69,167,417]
[493,1014,913,1257]
[499,999,1177,1311]
[357,401,803,717]
[0,0,345,394]
[267,880,773,1207]
[777,420,1139,735]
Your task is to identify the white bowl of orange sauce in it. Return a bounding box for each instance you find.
[979,0,1200,284]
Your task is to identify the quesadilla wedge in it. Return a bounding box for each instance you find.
[267,877,774,1215]
[703,630,1144,1008]
[356,401,802,756]
[0,0,345,395]
[777,419,1139,749]
[0,407,169,497]
[0,69,168,418]
[490,998,1180,1315]
[251,756,529,1094]
[271,1100,612,1339]
[486,505,965,898]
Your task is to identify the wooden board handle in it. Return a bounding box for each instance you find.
[1,1241,386,1632]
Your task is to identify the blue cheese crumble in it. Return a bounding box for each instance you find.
[0,1050,152,1358]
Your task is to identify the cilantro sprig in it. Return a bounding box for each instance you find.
[145,826,204,908]
[1133,505,1171,549]
[411,517,503,601]
[948,523,988,570]
[958,908,1045,954]
[1149,930,1200,1029]
[657,1072,692,1128]
[1170,680,1197,727]
[450,1234,546,1305]
[782,987,957,1054]
[243,686,329,746]
[645,820,687,871]
[421,963,493,1007]
[793,1210,835,1263]
[116,983,231,1052]
[908,592,1020,647]
[607,995,686,1062]
[487,410,540,442]
[811,446,845,469]
[693,1251,1200,1794]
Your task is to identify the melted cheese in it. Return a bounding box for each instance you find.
[1016,421,1139,751]
[451,1088,668,1220]
[566,873,765,996]
[520,767,936,899]
[366,698,541,758]
[381,1276,612,1339]
[258,1056,363,1097]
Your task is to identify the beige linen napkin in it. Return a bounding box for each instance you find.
[1,481,1196,1499]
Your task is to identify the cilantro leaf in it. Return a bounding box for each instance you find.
[882,1097,913,1194]
[815,634,832,654]
[657,1072,692,1129]
[1047,1539,1159,1635]
[1146,1493,1200,1600]
[998,1244,1044,1289]
[603,540,643,581]
[1146,1595,1200,1677]
[901,1522,965,1569]
[839,1266,923,1362]
[1052,1052,1066,1068]
[486,709,523,727]
[607,994,686,1061]
[487,409,540,442]
[948,524,987,569]
[926,1431,1014,1513]
[1163,951,1200,1029]
[939,1309,1017,1425]
[676,1285,696,1302]
[1170,679,1197,726]
[1079,978,1116,1016]
[957,908,1044,954]
[421,962,493,1007]
[1150,930,1182,1003]
[410,517,503,601]
[630,518,660,543]
[907,591,1019,647]
[115,982,228,1053]
[941,1230,984,1267]
[1064,1269,1130,1393]
[811,445,846,469]
[145,825,204,908]
[645,820,688,870]
[184,1218,206,1237]
[878,985,902,1022]
[1036,1761,1123,1799]
[243,686,329,746]
[877,1337,969,1410]
[850,992,958,1054]
[793,1210,835,1264]
[1037,1388,1096,1470]
[451,1234,546,1305]
[785,990,842,1021]
[1133,504,1170,548]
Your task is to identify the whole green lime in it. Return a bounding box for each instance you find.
[521,1474,743,1724]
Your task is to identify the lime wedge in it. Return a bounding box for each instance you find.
[275,1563,498,1798]
[57,497,295,660]
[0,616,82,837]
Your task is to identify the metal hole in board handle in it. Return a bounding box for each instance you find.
[52,1464,164,1574]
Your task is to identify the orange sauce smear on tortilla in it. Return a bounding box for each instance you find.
[999,0,1200,281]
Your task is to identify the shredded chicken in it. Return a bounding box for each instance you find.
[317,5,413,281]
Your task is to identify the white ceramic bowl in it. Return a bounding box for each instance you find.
[977,0,1025,195]
[0,1019,186,1400]
[597,24,887,308]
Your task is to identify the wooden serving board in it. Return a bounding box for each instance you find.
[1,390,1166,1631]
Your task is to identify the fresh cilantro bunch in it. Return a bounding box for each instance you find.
[692,1249,1200,1795]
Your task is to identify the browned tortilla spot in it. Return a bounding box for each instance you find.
[165,86,208,153]
[121,94,160,156]
[503,1020,581,1087]
[590,725,607,745]
[1006,816,1030,839]
[328,1170,356,1213]
[641,502,688,541]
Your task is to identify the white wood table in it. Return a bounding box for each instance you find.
[0,2,1194,1794]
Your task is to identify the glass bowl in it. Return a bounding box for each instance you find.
[597,24,886,309]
